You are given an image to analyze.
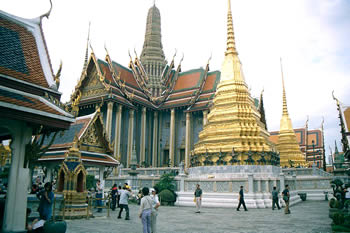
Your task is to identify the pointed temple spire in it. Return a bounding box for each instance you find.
[226,0,237,55]
[220,0,244,83]
[83,22,91,71]
[277,59,307,167]
[259,89,267,130]
[140,3,167,97]
[192,0,274,164]
[280,58,289,116]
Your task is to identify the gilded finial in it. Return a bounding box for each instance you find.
[280,58,288,116]
[70,134,80,152]
[225,0,237,56]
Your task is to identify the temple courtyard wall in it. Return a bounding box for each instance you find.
[106,166,333,209]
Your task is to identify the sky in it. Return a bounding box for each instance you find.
[1,0,350,163]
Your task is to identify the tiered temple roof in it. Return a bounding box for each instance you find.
[39,110,118,166]
[0,10,74,134]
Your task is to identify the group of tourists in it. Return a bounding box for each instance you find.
[96,182,160,233]
[194,184,291,214]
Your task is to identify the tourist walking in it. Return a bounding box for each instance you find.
[96,180,104,212]
[110,184,118,211]
[237,186,247,211]
[272,186,281,210]
[37,182,54,220]
[118,186,132,220]
[194,184,202,213]
[139,187,152,233]
[282,184,291,214]
[150,187,160,233]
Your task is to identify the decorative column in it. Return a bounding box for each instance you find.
[292,174,297,190]
[169,109,175,167]
[257,179,262,192]
[3,121,31,232]
[152,111,158,167]
[113,105,122,158]
[248,173,254,194]
[203,110,208,126]
[265,180,270,193]
[140,107,147,166]
[106,101,114,141]
[127,109,135,167]
[279,173,285,191]
[185,112,191,168]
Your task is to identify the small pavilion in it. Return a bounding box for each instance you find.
[0,9,75,232]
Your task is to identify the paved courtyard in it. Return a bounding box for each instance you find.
[66,201,331,233]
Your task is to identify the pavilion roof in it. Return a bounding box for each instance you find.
[0,10,74,133]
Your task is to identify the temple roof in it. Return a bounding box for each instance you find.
[71,51,220,111]
[39,111,118,166]
[0,10,74,134]
[0,10,57,90]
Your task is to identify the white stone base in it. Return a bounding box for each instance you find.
[176,191,302,209]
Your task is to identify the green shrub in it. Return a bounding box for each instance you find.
[159,189,176,203]
[154,173,175,193]
[330,198,337,208]
[332,179,344,187]
[333,213,345,225]
[86,174,95,191]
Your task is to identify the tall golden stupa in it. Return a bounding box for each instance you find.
[191,0,277,166]
[277,60,307,167]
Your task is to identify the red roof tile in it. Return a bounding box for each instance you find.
[0,14,52,89]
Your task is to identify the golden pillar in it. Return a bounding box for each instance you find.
[152,111,158,167]
[113,105,122,158]
[185,112,191,168]
[203,110,208,127]
[106,101,114,141]
[169,109,175,167]
[140,107,147,166]
[127,109,135,167]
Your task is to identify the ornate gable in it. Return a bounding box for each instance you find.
[81,70,105,99]
[79,112,112,154]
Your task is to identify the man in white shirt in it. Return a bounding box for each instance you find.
[118,186,132,220]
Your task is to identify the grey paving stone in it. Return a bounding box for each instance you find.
[66,201,331,233]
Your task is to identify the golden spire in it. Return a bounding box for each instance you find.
[220,0,244,82]
[226,0,237,55]
[277,59,307,167]
[280,58,289,116]
[192,0,275,165]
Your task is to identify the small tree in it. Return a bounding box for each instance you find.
[154,173,175,193]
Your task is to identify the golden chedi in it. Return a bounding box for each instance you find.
[192,0,276,166]
[277,61,307,167]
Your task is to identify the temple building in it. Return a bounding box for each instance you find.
[69,3,220,169]
[191,0,277,166]
[273,62,307,167]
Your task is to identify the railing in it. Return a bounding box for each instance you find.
[88,193,112,218]
[282,167,333,177]
[120,167,179,176]
[26,192,113,221]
